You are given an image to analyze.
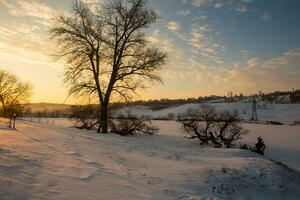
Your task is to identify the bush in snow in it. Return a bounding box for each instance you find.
[69,105,100,130]
[179,104,249,148]
[253,137,266,155]
[240,136,266,156]
[266,121,283,125]
[110,115,158,136]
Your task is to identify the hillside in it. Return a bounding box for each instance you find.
[114,103,300,124]
[0,121,299,199]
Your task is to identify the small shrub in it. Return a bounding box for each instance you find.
[240,136,266,156]
[294,121,300,125]
[110,115,158,136]
[253,137,266,155]
[266,121,283,125]
[69,105,100,130]
[221,166,229,173]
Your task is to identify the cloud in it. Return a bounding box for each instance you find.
[181,0,189,4]
[160,47,300,96]
[214,2,224,8]
[167,21,181,31]
[1,0,55,20]
[187,24,225,64]
[147,30,192,80]
[0,50,60,69]
[260,13,272,21]
[191,0,206,7]
[181,0,254,14]
[80,0,102,14]
[239,49,251,58]
[241,0,254,3]
[0,0,69,26]
[0,0,70,69]
[81,0,101,4]
[177,10,191,16]
[0,20,58,72]
[209,49,300,94]
[236,4,248,12]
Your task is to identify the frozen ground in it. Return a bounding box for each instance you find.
[0,120,300,200]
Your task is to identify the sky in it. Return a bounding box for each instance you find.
[0,0,300,103]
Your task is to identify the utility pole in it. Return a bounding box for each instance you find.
[251,96,258,121]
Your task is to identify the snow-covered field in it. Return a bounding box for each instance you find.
[20,110,300,171]
[0,120,300,200]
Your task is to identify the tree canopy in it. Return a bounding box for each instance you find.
[51,0,167,132]
[0,69,33,118]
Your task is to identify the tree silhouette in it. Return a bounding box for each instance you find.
[50,0,167,133]
[0,69,33,126]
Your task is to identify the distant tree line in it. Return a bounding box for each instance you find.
[112,89,300,111]
[21,108,71,118]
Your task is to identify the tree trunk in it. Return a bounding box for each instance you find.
[100,103,108,133]
[97,122,101,133]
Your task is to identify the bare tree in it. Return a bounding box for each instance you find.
[179,105,249,148]
[0,69,33,125]
[51,0,167,133]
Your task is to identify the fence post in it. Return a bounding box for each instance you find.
[13,113,16,129]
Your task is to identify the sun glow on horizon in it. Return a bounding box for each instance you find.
[0,0,299,103]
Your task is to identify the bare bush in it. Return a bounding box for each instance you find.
[69,105,100,130]
[179,105,249,148]
[110,115,158,136]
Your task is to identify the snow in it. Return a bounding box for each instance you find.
[1,120,300,199]
[150,120,300,171]
[116,103,300,124]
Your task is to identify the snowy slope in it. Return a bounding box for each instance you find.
[18,117,300,171]
[0,121,300,200]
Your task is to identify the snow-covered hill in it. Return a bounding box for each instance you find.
[115,103,300,124]
[0,121,300,200]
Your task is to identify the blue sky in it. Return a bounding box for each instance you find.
[0,0,299,103]
[150,0,300,59]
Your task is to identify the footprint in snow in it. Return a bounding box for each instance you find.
[65,151,81,157]
[87,161,104,170]
[167,154,181,161]
[76,173,96,181]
